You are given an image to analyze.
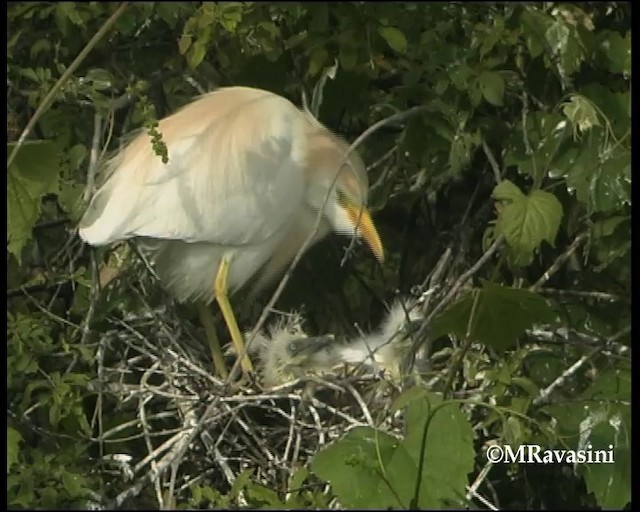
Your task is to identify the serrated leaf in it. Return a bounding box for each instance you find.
[379,26,407,54]
[494,185,563,255]
[431,282,556,351]
[478,70,505,106]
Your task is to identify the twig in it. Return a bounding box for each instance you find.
[482,140,502,184]
[529,232,589,291]
[465,461,494,506]
[414,235,505,345]
[532,325,630,406]
[84,111,103,202]
[7,3,129,168]
[536,287,628,303]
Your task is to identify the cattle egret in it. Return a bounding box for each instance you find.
[78,86,384,379]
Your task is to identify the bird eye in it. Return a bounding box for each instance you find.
[288,340,299,354]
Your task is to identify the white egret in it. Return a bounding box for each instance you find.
[79,86,384,378]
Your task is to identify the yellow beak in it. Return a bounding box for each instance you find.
[342,200,385,263]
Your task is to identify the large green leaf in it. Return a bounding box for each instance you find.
[311,426,413,508]
[311,393,475,509]
[493,180,563,258]
[379,26,408,54]
[7,140,62,261]
[543,368,631,509]
[7,427,23,473]
[478,70,505,106]
[431,282,557,351]
[403,394,475,508]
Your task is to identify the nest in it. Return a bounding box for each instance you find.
[92,301,411,509]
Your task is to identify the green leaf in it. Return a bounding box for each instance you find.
[61,472,85,497]
[285,31,307,50]
[187,41,207,69]
[379,26,408,54]
[311,426,412,508]
[67,144,88,172]
[543,369,631,509]
[520,9,552,58]
[7,427,23,473]
[493,180,563,256]
[431,282,557,351]
[85,68,113,90]
[493,178,524,202]
[403,394,474,508]
[597,30,631,74]
[478,70,505,106]
[308,46,328,77]
[545,19,570,55]
[562,94,600,139]
[178,34,192,55]
[7,140,62,261]
[339,39,357,70]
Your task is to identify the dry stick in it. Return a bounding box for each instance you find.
[529,232,589,291]
[7,2,129,168]
[536,288,629,303]
[84,112,103,202]
[532,325,630,407]
[413,235,505,346]
[482,140,502,184]
[442,288,482,400]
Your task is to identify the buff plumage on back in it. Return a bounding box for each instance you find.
[79,87,310,247]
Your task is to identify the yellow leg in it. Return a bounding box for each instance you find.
[197,302,229,379]
[214,255,254,374]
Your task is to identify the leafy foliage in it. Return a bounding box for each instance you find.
[7,2,630,509]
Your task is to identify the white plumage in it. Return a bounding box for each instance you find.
[252,300,423,386]
[78,86,384,377]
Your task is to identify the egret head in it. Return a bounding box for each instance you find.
[253,312,339,387]
[303,123,384,263]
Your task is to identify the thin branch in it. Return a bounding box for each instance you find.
[536,287,629,304]
[532,325,630,407]
[83,111,103,202]
[414,235,505,346]
[482,140,502,184]
[529,232,589,291]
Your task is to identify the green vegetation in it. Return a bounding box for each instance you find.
[7,2,630,509]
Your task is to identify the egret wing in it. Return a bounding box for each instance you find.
[79,88,308,246]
